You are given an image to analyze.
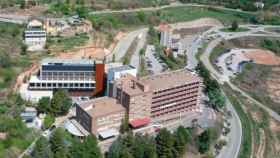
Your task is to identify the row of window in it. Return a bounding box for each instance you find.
[152,90,198,104]
[151,99,197,113]
[29,82,95,89]
[151,95,198,109]
[153,82,200,95]
[151,103,197,117]
[152,86,199,100]
[41,72,94,76]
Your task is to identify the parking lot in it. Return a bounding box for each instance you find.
[145,45,166,75]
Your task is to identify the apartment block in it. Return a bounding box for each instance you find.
[110,69,202,126]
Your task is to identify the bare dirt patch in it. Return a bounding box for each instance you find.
[244,49,280,65]
[169,18,223,29]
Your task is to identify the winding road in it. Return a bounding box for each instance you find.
[201,25,280,122]
[200,24,280,158]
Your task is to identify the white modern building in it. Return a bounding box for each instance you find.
[28,58,105,97]
[24,19,47,51]
[106,65,137,96]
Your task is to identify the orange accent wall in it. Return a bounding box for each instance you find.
[94,63,105,96]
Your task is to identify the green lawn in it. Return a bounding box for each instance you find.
[88,6,254,31]
[220,27,250,32]
[159,7,252,25]
[48,33,89,51]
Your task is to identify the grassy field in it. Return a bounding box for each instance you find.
[88,6,254,31]
[47,33,90,52]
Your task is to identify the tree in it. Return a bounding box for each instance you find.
[174,126,189,156]
[76,6,88,18]
[120,147,134,158]
[155,128,175,158]
[137,11,146,22]
[112,54,116,62]
[32,137,53,158]
[37,97,51,114]
[108,133,157,158]
[231,20,239,31]
[50,89,72,116]
[50,128,67,158]
[132,134,157,158]
[120,112,129,134]
[21,44,28,55]
[43,114,55,129]
[107,138,123,158]
[139,48,145,57]
[0,52,11,68]
[197,128,218,154]
[19,0,26,9]
[69,138,83,158]
[82,135,102,158]
[208,89,226,109]
[69,135,102,158]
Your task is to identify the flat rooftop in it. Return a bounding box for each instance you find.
[41,58,95,66]
[78,97,125,117]
[114,74,149,96]
[140,69,201,92]
[109,65,135,73]
[115,69,201,95]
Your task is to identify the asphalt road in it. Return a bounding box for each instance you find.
[89,2,254,15]
[201,25,280,158]
[217,94,242,158]
[106,28,147,63]
[130,29,147,70]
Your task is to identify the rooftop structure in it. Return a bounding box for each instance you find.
[41,58,95,66]
[78,97,125,117]
[114,74,150,96]
[107,65,137,96]
[140,69,200,92]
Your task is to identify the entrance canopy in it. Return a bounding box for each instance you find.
[129,117,150,128]
[98,129,119,139]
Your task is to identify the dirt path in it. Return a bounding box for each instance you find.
[256,130,266,158]
[13,63,39,91]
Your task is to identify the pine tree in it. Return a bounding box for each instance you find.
[155,128,175,158]
[50,89,72,116]
[83,135,102,158]
[50,128,67,158]
[32,137,53,158]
